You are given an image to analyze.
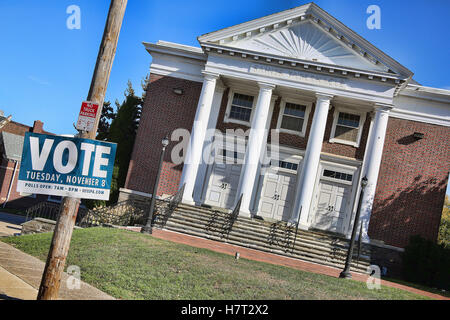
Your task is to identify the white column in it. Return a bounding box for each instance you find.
[291,93,333,228]
[359,104,392,241]
[236,82,275,216]
[180,71,219,204]
[193,83,225,203]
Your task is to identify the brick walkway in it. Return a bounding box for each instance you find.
[122,226,449,300]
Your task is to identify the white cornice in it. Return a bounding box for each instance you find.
[143,41,206,61]
[390,108,450,127]
[202,43,402,84]
[198,3,313,42]
[401,84,450,103]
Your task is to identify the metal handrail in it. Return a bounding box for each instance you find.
[291,206,302,253]
[224,194,242,236]
[25,201,61,222]
[154,183,185,227]
[25,201,88,226]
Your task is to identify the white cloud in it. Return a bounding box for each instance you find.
[27,75,51,86]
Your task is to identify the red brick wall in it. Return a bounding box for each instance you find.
[1,120,48,136]
[369,118,450,248]
[124,74,202,195]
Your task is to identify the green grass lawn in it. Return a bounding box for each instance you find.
[1,227,432,300]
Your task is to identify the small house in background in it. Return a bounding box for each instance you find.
[0,112,60,210]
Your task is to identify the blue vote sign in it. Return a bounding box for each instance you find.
[17,132,117,200]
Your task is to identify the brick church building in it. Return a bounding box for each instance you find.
[120,3,450,250]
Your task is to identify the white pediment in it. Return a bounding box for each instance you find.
[225,21,388,73]
[198,3,414,79]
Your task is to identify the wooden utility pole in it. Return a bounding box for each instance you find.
[37,0,128,300]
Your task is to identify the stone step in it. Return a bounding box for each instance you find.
[154,202,371,273]
[155,216,370,271]
[155,221,369,273]
[161,208,371,256]
[175,204,367,249]
[157,215,370,263]
[158,210,370,260]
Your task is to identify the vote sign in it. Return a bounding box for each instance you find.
[17,132,117,200]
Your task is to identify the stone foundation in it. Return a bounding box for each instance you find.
[118,188,153,206]
[368,240,404,278]
[21,218,81,235]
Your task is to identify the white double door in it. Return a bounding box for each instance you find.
[204,161,242,210]
[257,167,297,222]
[312,179,352,234]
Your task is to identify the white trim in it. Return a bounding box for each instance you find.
[204,59,396,106]
[309,159,361,235]
[198,3,412,78]
[119,188,152,199]
[329,107,367,147]
[276,98,312,137]
[389,108,450,127]
[143,41,206,61]
[149,52,206,83]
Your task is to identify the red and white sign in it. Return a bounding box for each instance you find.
[76,101,99,132]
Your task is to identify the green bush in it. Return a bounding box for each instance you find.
[402,235,450,290]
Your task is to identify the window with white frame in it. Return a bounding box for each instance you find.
[227,92,254,123]
[276,99,312,136]
[279,102,308,134]
[330,109,366,147]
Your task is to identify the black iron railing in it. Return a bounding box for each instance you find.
[225,194,242,236]
[25,201,88,227]
[153,183,185,228]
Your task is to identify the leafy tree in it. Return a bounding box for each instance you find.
[106,81,142,204]
[438,194,450,248]
[96,101,116,141]
[141,73,150,101]
[82,81,142,208]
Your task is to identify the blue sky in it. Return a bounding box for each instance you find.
[0,1,449,191]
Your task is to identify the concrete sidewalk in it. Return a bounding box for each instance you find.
[0,241,114,300]
[0,212,25,237]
